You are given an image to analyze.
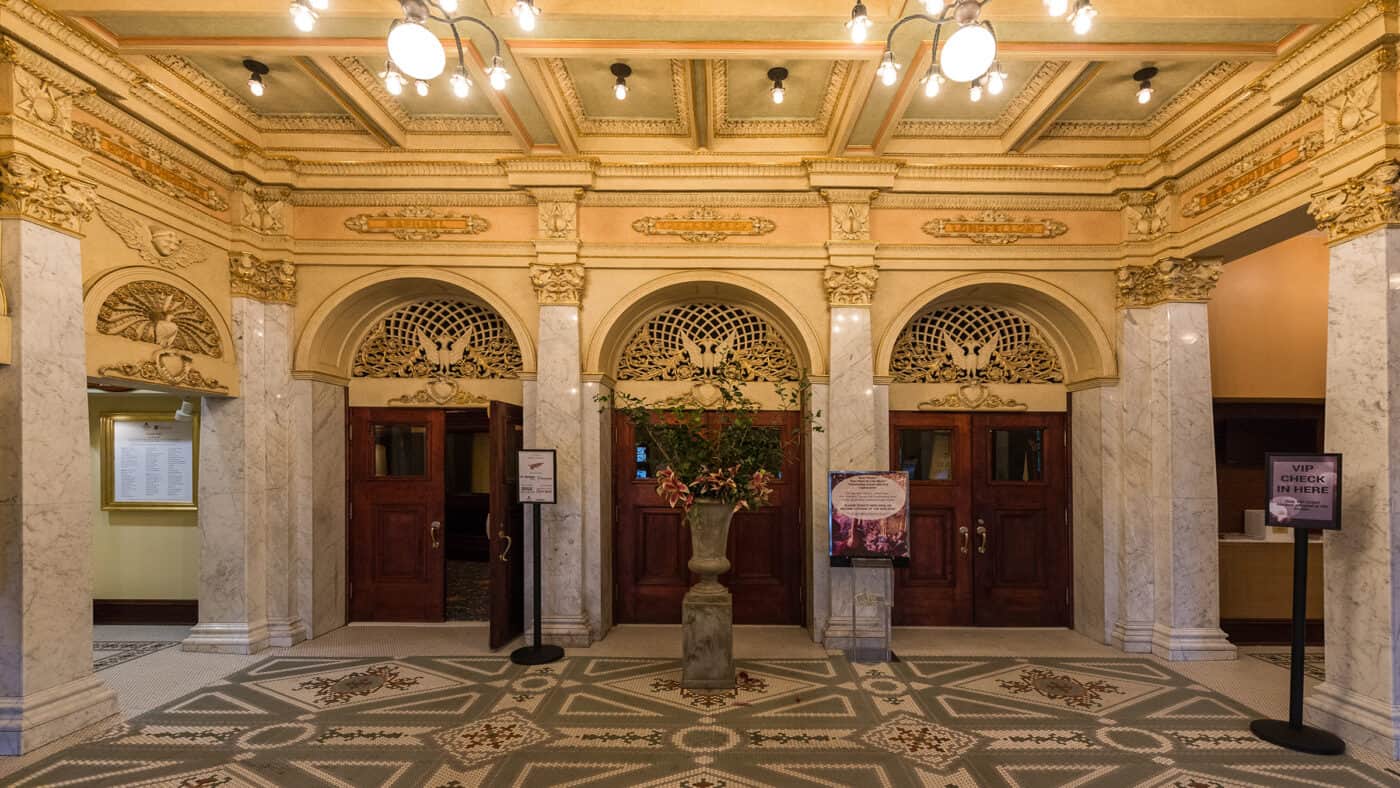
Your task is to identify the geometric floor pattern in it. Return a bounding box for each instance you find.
[92,641,181,672]
[1249,650,1328,682]
[9,655,1398,787]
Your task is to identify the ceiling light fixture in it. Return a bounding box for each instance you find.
[513,0,540,31]
[986,61,1006,95]
[768,66,789,105]
[1133,66,1157,104]
[922,65,943,97]
[969,77,984,102]
[289,0,318,32]
[415,78,430,96]
[847,2,873,43]
[611,62,632,101]
[1043,0,1069,16]
[243,59,269,97]
[1069,0,1097,35]
[381,60,406,95]
[450,65,472,98]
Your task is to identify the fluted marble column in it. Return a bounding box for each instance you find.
[1070,384,1122,645]
[0,173,120,754]
[1114,260,1235,661]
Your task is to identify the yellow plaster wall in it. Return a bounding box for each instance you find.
[89,393,201,600]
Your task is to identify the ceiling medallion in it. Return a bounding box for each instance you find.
[922,210,1068,245]
[344,207,489,240]
[631,208,776,243]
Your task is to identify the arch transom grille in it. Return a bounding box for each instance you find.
[617,302,800,382]
[891,304,1063,384]
[352,299,523,379]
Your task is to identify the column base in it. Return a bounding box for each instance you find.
[1112,620,1154,653]
[182,621,271,655]
[0,674,119,756]
[1305,680,1400,759]
[540,616,593,648]
[1150,623,1236,661]
[266,618,307,648]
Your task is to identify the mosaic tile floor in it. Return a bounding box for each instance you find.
[9,654,1397,787]
[1249,649,1328,681]
[92,641,180,672]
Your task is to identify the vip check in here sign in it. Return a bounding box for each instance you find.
[1265,453,1342,530]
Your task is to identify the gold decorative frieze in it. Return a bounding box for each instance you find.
[1181,133,1322,218]
[1116,258,1222,308]
[343,207,489,241]
[617,303,800,382]
[97,280,223,358]
[892,305,1063,385]
[98,354,228,394]
[918,384,1028,411]
[0,153,95,234]
[1308,160,1400,243]
[236,181,289,235]
[921,211,1068,245]
[71,122,229,212]
[229,253,296,304]
[95,201,208,269]
[823,265,879,307]
[1121,188,1172,241]
[529,262,585,306]
[1302,44,1396,147]
[387,379,488,407]
[631,208,776,243]
[354,299,522,379]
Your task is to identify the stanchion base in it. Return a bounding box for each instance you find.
[511,644,565,666]
[1250,719,1346,755]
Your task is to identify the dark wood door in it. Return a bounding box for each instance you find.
[889,411,1069,627]
[488,402,525,649]
[350,407,445,621]
[613,410,803,625]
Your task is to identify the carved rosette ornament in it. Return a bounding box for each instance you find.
[0,153,95,234]
[823,265,879,307]
[1116,258,1222,308]
[529,262,585,306]
[229,253,296,304]
[1307,160,1400,244]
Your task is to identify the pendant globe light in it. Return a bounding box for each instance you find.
[387,5,446,80]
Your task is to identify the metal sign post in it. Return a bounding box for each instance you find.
[511,449,564,666]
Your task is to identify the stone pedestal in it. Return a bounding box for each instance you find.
[681,587,735,690]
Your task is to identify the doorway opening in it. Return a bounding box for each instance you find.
[889,410,1070,627]
[348,403,524,649]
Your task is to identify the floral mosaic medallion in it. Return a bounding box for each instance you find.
[8,655,1400,787]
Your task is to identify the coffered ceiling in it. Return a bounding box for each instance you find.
[43,0,1361,160]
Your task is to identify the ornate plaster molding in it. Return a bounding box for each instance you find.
[711,60,852,138]
[1302,44,1397,148]
[1045,63,1246,139]
[583,191,825,208]
[387,379,488,407]
[1175,103,1321,192]
[293,190,531,207]
[0,0,142,90]
[1259,0,1394,92]
[631,207,776,243]
[97,279,222,357]
[922,211,1068,245]
[1120,188,1172,241]
[0,152,96,233]
[874,193,1118,211]
[1,36,93,135]
[290,160,504,178]
[95,200,209,269]
[1308,159,1400,244]
[98,353,228,394]
[1116,257,1222,307]
[74,94,235,186]
[334,56,507,134]
[529,262,585,305]
[151,55,359,133]
[917,383,1029,411]
[595,162,806,179]
[530,187,582,240]
[547,58,691,137]
[344,207,490,241]
[236,180,289,235]
[897,163,1112,184]
[72,121,230,212]
[823,265,878,306]
[1180,132,1322,218]
[896,62,1067,139]
[229,252,296,304]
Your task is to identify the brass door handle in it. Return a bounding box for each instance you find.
[976,524,987,555]
[498,530,512,562]
[958,526,970,555]
[430,521,441,550]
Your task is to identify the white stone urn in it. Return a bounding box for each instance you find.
[681,498,736,689]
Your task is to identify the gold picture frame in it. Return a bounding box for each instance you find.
[100,412,200,511]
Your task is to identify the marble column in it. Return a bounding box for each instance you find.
[1070,384,1122,645]
[291,379,347,639]
[1115,260,1235,661]
[1301,198,1400,755]
[0,172,120,754]
[806,382,831,640]
[581,376,614,636]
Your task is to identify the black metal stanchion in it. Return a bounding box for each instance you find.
[1249,528,1344,755]
[511,501,563,665]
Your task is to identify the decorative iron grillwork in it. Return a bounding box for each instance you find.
[616,302,800,382]
[352,299,522,379]
[891,304,1063,384]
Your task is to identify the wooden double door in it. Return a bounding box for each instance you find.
[890,411,1070,627]
[613,411,804,625]
[349,404,525,649]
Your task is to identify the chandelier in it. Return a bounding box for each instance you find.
[291,0,540,98]
[848,0,1095,102]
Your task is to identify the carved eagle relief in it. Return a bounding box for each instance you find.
[96,281,223,358]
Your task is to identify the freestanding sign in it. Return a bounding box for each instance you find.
[511,449,563,666]
[1251,453,1345,756]
[828,470,911,565]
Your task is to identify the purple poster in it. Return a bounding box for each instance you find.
[829,471,910,560]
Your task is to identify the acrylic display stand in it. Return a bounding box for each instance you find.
[846,557,893,663]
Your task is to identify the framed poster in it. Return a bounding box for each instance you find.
[518,449,557,504]
[829,470,911,566]
[101,413,199,511]
[1265,453,1342,530]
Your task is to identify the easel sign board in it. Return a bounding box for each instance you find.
[518,449,557,504]
[828,470,911,567]
[1265,453,1342,530]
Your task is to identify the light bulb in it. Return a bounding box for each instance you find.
[487,56,510,91]
[1044,0,1069,15]
[289,1,316,32]
[1137,84,1153,104]
[387,21,446,79]
[451,68,471,98]
[987,64,1005,95]
[922,69,942,98]
[615,81,628,100]
[939,22,996,83]
[969,82,983,102]
[248,75,264,97]
[514,0,539,31]
[877,51,899,86]
[438,0,457,12]
[921,0,946,13]
[415,79,429,96]
[308,0,328,9]
[1070,1,1096,35]
[771,85,785,104]
[383,65,405,96]
[847,3,872,44]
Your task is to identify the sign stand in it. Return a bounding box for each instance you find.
[511,449,564,667]
[1249,452,1345,756]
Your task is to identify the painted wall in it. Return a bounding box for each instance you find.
[1208,231,1329,400]
[89,393,201,600]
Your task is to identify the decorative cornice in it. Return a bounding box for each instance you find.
[1180,132,1323,218]
[292,190,531,207]
[1176,103,1321,192]
[1307,159,1400,244]
[897,163,1113,184]
[582,191,825,208]
[229,252,296,304]
[896,62,1067,138]
[0,153,95,234]
[529,262,585,305]
[71,120,230,212]
[0,0,142,91]
[344,207,490,241]
[547,58,691,137]
[1258,0,1394,92]
[631,207,777,243]
[1116,257,1222,308]
[922,211,1068,245]
[74,95,237,187]
[500,157,598,175]
[711,60,852,138]
[823,265,878,306]
[288,160,504,178]
[1301,44,1397,148]
[874,192,1118,211]
[595,163,807,179]
[151,55,358,133]
[1045,63,1246,139]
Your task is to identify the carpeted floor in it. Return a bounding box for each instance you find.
[1248,649,1327,681]
[10,654,1397,787]
[446,559,491,621]
[92,641,181,672]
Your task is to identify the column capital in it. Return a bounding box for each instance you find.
[1115,257,1221,308]
[823,264,879,307]
[0,152,95,236]
[1308,159,1400,244]
[530,261,585,306]
[229,251,297,305]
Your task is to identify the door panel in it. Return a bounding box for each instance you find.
[891,412,973,626]
[488,402,525,650]
[350,408,445,622]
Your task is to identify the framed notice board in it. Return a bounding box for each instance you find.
[101,412,199,511]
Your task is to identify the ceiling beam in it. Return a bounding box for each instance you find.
[511,55,580,154]
[460,39,534,152]
[868,40,932,156]
[293,56,406,147]
[1002,61,1104,153]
